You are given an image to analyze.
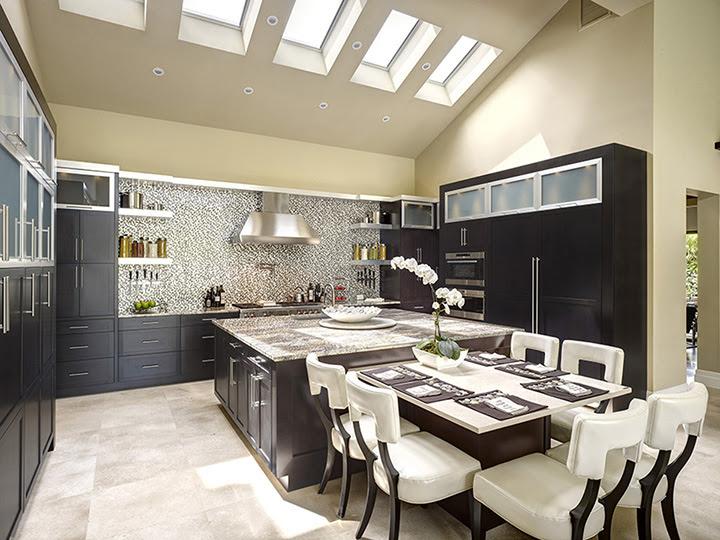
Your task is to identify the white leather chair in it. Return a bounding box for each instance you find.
[510,331,560,368]
[345,371,481,540]
[472,400,648,540]
[547,383,709,540]
[550,340,625,443]
[305,354,419,518]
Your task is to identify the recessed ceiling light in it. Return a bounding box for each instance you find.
[267,15,279,26]
[243,86,255,95]
[152,67,165,77]
[352,41,362,50]
[421,62,431,71]
[382,115,391,123]
[319,102,329,110]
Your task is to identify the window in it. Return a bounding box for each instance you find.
[282,0,345,49]
[182,0,248,27]
[428,36,478,85]
[361,10,419,68]
[58,0,146,31]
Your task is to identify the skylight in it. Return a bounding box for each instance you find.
[429,36,478,85]
[362,10,419,68]
[182,0,248,27]
[282,0,345,50]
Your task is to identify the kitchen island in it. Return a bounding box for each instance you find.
[213,308,520,493]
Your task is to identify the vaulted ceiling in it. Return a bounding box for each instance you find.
[26,0,567,157]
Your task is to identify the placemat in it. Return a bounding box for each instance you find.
[361,365,429,387]
[455,390,548,420]
[394,377,473,403]
[465,352,519,367]
[496,362,567,380]
[521,377,610,402]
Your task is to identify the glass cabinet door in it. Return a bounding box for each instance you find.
[445,186,485,222]
[0,46,21,137]
[41,123,54,177]
[23,92,41,162]
[25,172,39,260]
[402,201,434,229]
[540,161,601,208]
[0,144,22,261]
[490,176,534,214]
[41,187,53,260]
[56,169,113,210]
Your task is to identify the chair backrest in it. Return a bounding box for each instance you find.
[560,340,624,384]
[305,353,348,410]
[510,331,560,367]
[345,372,401,444]
[645,383,709,451]
[566,399,648,480]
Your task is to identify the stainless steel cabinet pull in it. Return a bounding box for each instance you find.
[141,339,160,344]
[230,358,238,385]
[201,335,214,340]
[42,272,51,307]
[69,345,89,350]
[80,239,84,261]
[74,238,79,261]
[141,364,159,369]
[229,342,243,349]
[535,257,540,333]
[80,266,84,288]
[0,204,8,262]
[201,318,215,322]
[23,274,36,317]
[69,325,89,330]
[0,276,8,334]
[141,321,159,325]
[68,371,89,377]
[75,266,78,289]
[530,257,536,333]
[201,359,214,364]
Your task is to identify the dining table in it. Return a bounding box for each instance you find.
[355,353,632,528]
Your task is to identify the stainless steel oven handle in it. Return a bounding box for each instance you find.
[446,260,478,264]
[457,289,484,298]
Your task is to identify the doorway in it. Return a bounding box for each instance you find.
[686,195,698,381]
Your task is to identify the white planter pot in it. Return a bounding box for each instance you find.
[412,347,468,371]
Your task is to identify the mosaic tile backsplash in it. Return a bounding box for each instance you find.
[117,178,382,314]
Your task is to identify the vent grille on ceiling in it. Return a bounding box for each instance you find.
[580,0,611,29]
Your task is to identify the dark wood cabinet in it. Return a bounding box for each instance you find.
[40,269,55,368]
[57,210,115,264]
[214,330,229,405]
[22,270,42,392]
[22,381,41,496]
[0,269,23,427]
[57,264,115,320]
[56,264,80,319]
[235,358,249,431]
[0,410,22,540]
[40,366,54,454]
[258,369,273,464]
[56,210,79,263]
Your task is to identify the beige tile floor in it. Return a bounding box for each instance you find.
[13,381,720,540]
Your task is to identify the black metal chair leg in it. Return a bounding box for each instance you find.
[471,497,486,540]
[318,446,336,494]
[337,449,352,518]
[599,460,636,540]
[378,442,401,540]
[570,479,601,540]
[636,449,671,540]
[661,483,680,540]
[388,494,401,540]
[355,462,377,539]
[637,505,652,540]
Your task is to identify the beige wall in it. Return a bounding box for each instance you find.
[651,0,720,388]
[50,103,415,197]
[0,0,43,87]
[414,0,653,197]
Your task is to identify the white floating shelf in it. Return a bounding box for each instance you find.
[351,259,391,266]
[350,223,395,230]
[119,208,174,219]
[118,257,173,265]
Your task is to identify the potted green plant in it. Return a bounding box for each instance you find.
[391,256,468,370]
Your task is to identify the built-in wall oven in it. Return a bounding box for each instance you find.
[448,288,485,321]
[445,251,485,287]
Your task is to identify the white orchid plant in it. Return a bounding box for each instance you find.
[391,256,466,360]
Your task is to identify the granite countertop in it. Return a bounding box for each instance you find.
[118,307,241,318]
[213,308,518,362]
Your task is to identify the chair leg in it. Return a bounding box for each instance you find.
[337,450,352,518]
[355,461,377,539]
[388,494,401,540]
[471,497,487,540]
[318,446,336,495]
[636,504,652,540]
[661,486,680,540]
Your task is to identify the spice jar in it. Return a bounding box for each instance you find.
[157,238,167,258]
[379,243,387,260]
[137,237,145,258]
[353,243,361,260]
[148,239,157,258]
[131,240,139,258]
[360,244,368,260]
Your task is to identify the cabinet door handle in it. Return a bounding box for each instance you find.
[229,342,243,349]
[141,321,159,325]
[0,276,9,334]
[201,318,215,322]
[23,274,36,317]
[68,325,89,330]
[201,335,214,340]
[530,257,535,333]
[142,364,159,369]
[80,266,84,288]
[42,272,51,307]
[535,257,540,333]
[0,204,8,262]
[75,266,79,289]
[201,358,214,364]
[68,371,89,377]
[75,237,79,261]
[80,239,84,261]
[141,339,160,344]
[230,358,238,385]
[69,345,89,350]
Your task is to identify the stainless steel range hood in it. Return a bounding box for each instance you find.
[230,192,320,245]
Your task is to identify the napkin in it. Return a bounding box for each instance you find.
[525,364,555,374]
[375,369,403,381]
[480,352,507,360]
[557,382,592,396]
[405,385,442,398]
[486,396,529,415]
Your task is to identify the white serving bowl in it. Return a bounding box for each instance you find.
[412,347,468,371]
[322,306,382,323]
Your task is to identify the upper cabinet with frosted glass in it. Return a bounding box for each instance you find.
[401,201,435,229]
[444,158,602,223]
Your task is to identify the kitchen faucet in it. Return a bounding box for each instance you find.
[323,284,334,306]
